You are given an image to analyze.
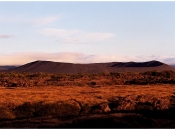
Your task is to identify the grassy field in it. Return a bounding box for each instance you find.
[0,84,175,117]
[0,84,174,107]
[1,71,175,128]
[0,70,175,87]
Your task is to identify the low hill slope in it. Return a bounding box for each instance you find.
[8,60,175,74]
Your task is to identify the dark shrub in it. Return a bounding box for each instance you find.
[13,102,35,118]
[36,100,81,117]
[90,82,96,86]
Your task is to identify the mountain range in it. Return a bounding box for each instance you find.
[3,60,175,74]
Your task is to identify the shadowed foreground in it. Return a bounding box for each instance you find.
[1,113,175,128]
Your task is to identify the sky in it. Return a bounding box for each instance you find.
[0,1,175,65]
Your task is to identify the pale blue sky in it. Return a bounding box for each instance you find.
[0,2,175,65]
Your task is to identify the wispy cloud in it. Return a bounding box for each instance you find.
[0,52,175,66]
[0,34,12,38]
[31,15,60,27]
[39,28,115,44]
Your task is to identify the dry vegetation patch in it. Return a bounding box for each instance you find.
[0,84,175,120]
[0,71,175,128]
[0,70,175,87]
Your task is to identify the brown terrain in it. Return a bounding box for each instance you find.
[0,60,175,128]
[7,60,175,73]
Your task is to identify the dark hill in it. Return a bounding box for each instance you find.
[8,60,175,74]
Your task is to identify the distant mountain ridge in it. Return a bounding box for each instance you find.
[171,65,175,68]
[0,66,17,71]
[7,60,175,74]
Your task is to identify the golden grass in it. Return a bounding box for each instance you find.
[0,84,175,109]
[1,70,175,87]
